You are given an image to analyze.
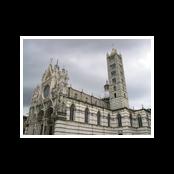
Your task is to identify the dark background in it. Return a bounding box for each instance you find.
[2,1,166,172]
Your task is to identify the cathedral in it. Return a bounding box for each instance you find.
[24,48,151,135]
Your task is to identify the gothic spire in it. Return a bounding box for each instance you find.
[55,58,59,70]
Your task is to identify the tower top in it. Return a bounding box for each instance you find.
[106,48,129,110]
[111,48,117,55]
[112,48,117,52]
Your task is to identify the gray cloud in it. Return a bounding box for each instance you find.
[23,87,32,106]
[23,38,151,113]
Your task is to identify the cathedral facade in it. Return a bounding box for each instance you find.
[24,48,151,135]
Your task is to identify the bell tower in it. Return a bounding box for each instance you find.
[106,48,129,110]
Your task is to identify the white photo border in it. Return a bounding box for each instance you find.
[20,36,154,138]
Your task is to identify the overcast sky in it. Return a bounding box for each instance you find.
[23,38,151,114]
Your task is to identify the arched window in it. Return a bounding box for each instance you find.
[97,111,101,125]
[130,113,133,127]
[117,114,122,127]
[138,114,143,127]
[85,108,89,123]
[62,102,66,115]
[108,114,110,127]
[70,104,75,121]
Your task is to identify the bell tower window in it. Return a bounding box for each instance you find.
[111,71,116,76]
[112,78,116,84]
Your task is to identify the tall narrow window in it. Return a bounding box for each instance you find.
[74,93,78,99]
[108,114,110,127]
[85,108,89,123]
[49,126,53,135]
[85,97,88,103]
[44,126,47,134]
[130,113,133,127]
[97,111,101,125]
[117,114,122,127]
[147,114,150,127]
[138,115,143,127]
[40,124,43,135]
[70,104,75,121]
[114,93,116,98]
